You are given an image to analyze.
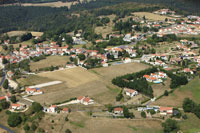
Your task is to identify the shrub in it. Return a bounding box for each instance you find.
[141,111,146,118]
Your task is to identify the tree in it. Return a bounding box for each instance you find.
[123,106,134,118]
[78,53,86,61]
[0,101,10,109]
[2,58,8,64]
[162,119,179,133]
[65,129,72,133]
[182,98,195,113]
[149,109,156,115]
[164,90,168,96]
[24,123,30,131]
[7,113,22,127]
[31,123,37,131]
[32,102,43,113]
[141,111,146,118]
[3,79,9,89]
[10,96,17,103]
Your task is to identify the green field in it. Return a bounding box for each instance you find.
[179,77,200,104]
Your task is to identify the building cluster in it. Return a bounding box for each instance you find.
[77,96,94,105]
[25,87,43,96]
[153,9,175,15]
[138,106,173,116]
[143,72,167,83]
[158,24,200,37]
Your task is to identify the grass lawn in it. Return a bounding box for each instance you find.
[179,77,200,103]
[30,55,69,71]
[179,113,200,133]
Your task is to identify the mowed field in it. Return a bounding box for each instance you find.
[151,77,200,107]
[29,63,149,105]
[30,56,70,71]
[133,12,173,21]
[6,31,43,37]
[39,112,163,133]
[91,62,150,81]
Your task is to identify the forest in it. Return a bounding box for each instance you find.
[0,0,199,35]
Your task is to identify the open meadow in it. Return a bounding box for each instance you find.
[133,12,174,21]
[5,31,43,37]
[27,63,149,105]
[30,56,70,71]
[39,112,163,133]
[151,77,200,107]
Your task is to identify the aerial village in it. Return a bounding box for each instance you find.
[0,7,200,132]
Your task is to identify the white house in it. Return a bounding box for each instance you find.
[160,107,173,115]
[11,103,25,110]
[26,88,43,95]
[47,105,57,113]
[77,96,94,105]
[124,58,132,63]
[124,88,138,97]
[113,107,123,114]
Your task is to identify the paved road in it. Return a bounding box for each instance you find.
[0,124,14,133]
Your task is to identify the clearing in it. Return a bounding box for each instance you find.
[30,56,70,71]
[95,15,116,38]
[133,12,173,21]
[5,31,43,37]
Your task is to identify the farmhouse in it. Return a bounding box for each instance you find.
[159,107,173,115]
[113,107,123,114]
[77,96,94,105]
[124,88,138,97]
[44,105,57,113]
[0,94,10,102]
[62,108,69,113]
[26,88,43,95]
[11,103,25,110]
[183,68,194,74]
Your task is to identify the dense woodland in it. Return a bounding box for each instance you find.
[0,0,199,35]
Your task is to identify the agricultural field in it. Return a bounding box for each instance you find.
[30,56,70,71]
[5,31,43,37]
[39,112,163,133]
[133,12,174,21]
[27,63,149,105]
[151,77,200,107]
[17,75,54,87]
[91,62,150,81]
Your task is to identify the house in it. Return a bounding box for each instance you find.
[47,105,57,113]
[113,108,123,114]
[11,103,25,110]
[124,88,138,97]
[82,97,94,105]
[77,96,94,105]
[160,107,173,115]
[0,94,10,101]
[7,71,14,79]
[124,58,132,63]
[62,108,69,113]
[183,68,193,74]
[26,88,43,95]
